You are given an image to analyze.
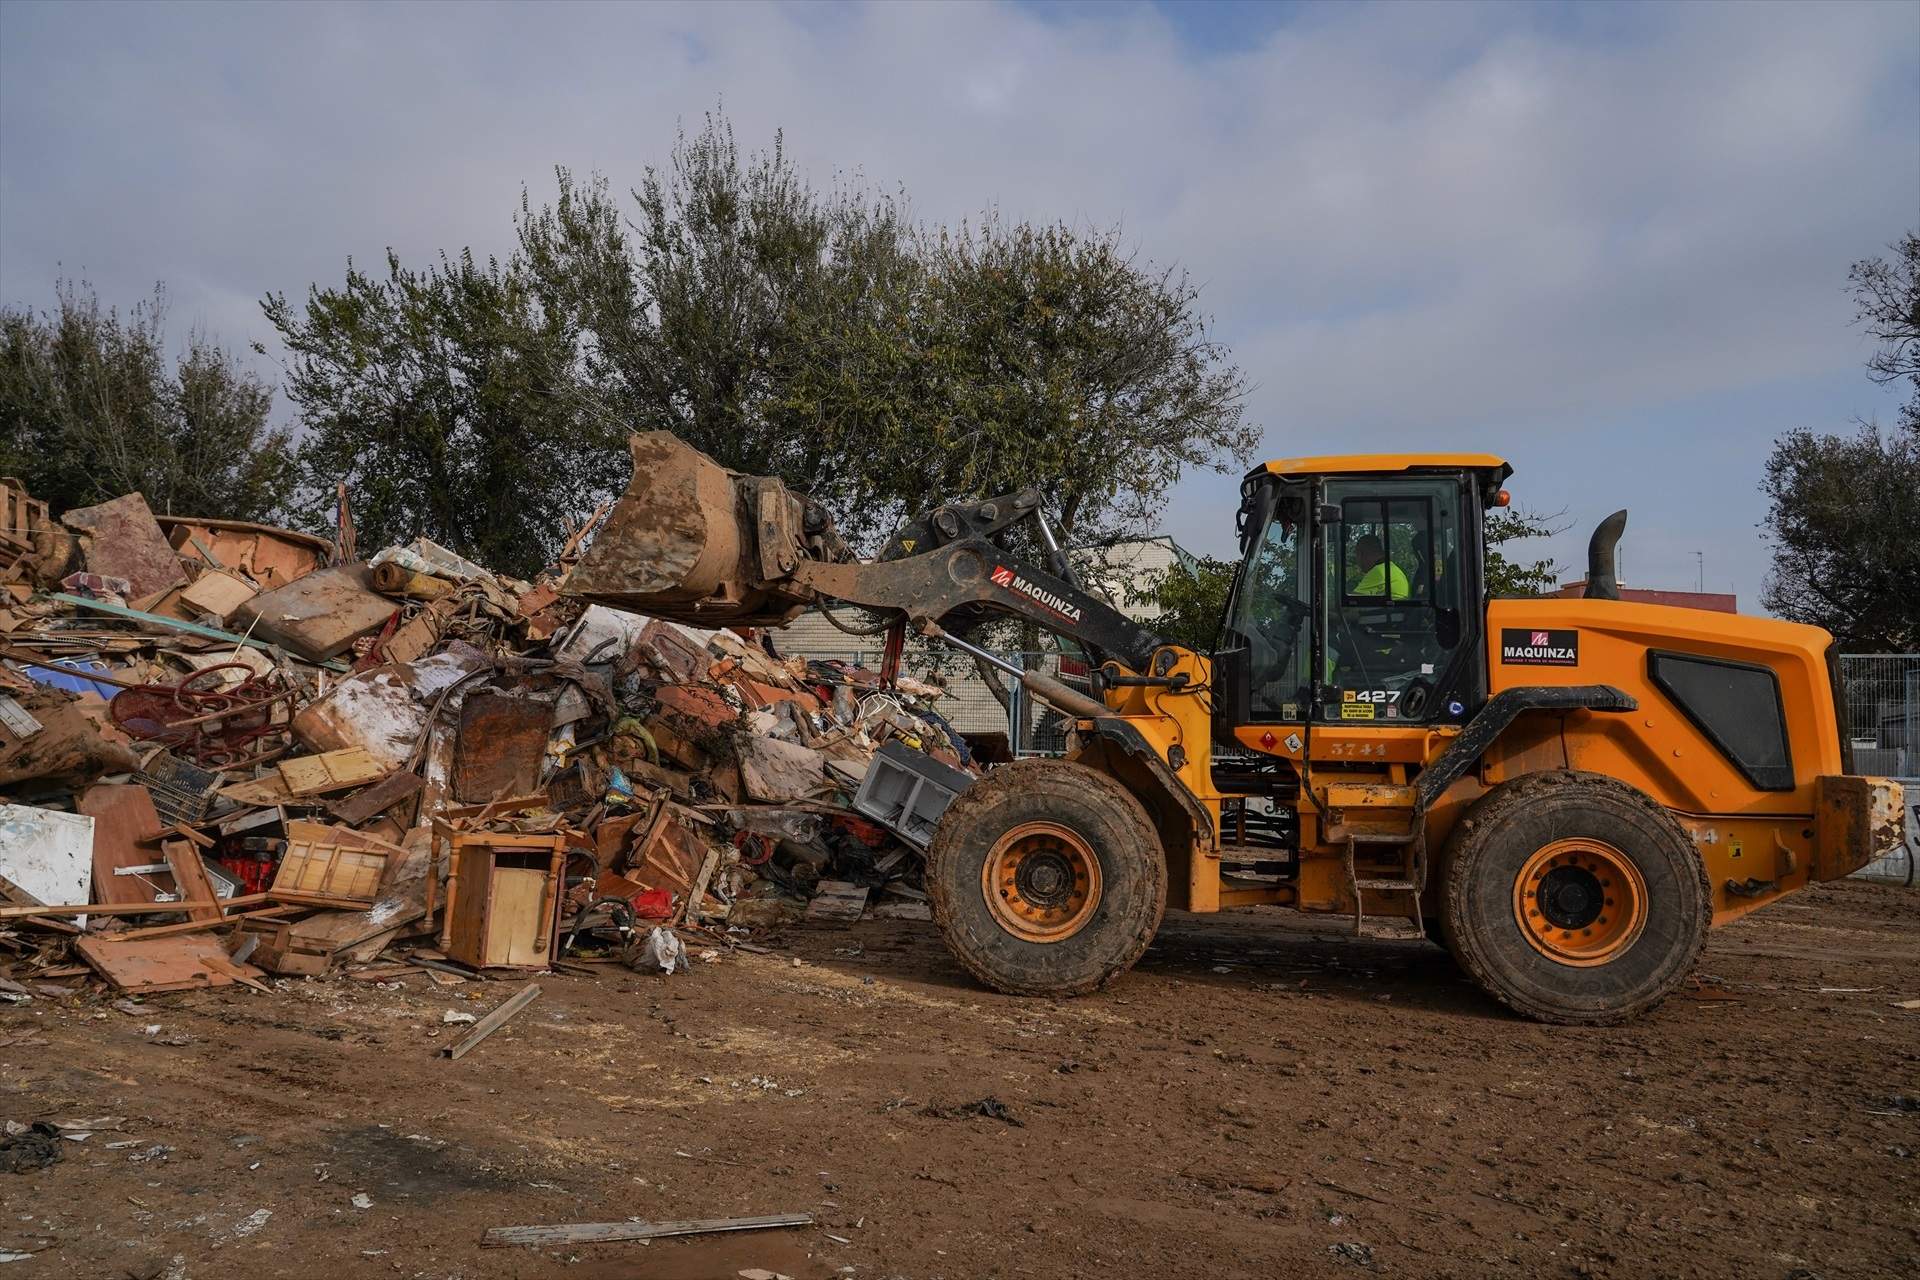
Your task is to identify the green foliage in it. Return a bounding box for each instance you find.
[1126,553,1236,651]
[1484,506,1566,598]
[0,281,293,519]
[269,109,1253,580]
[514,113,1255,552]
[1761,232,1920,649]
[262,249,610,579]
[1761,422,1920,649]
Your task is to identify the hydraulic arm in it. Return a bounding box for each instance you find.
[565,432,1169,682]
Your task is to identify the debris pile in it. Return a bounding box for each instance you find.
[0,476,974,996]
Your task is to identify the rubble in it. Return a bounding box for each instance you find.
[0,476,975,1005]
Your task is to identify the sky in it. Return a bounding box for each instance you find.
[2,0,1915,610]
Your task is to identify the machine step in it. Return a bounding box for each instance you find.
[1354,878,1418,892]
[1345,830,1418,846]
[1356,917,1428,941]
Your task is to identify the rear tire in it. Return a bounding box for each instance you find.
[927,759,1166,997]
[1440,770,1709,1025]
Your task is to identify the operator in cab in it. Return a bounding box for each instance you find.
[1350,533,1409,599]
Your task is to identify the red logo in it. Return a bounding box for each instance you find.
[1531,630,1549,647]
[990,565,1015,587]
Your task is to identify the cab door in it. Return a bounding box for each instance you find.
[1315,475,1481,725]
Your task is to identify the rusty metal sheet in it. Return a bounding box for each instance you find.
[59,493,187,601]
[452,689,553,803]
[1813,774,1906,881]
[228,564,397,662]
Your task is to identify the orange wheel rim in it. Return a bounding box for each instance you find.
[981,821,1102,944]
[1512,837,1648,967]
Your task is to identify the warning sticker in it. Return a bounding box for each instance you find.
[1340,702,1375,721]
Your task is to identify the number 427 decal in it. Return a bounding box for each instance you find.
[1344,689,1400,704]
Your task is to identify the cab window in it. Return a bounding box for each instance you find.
[1220,480,1312,721]
[1319,478,1464,723]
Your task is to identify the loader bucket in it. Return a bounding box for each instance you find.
[563,432,823,627]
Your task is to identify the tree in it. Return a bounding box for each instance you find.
[516,114,1255,554]
[263,249,609,578]
[1760,423,1919,649]
[1850,231,1920,425]
[1126,553,1236,651]
[0,281,294,519]
[1485,506,1566,598]
[517,126,925,551]
[1760,233,1920,648]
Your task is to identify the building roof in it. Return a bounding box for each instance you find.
[1262,453,1510,478]
[1553,580,1738,614]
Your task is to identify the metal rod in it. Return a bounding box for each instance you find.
[1032,507,1079,586]
[921,623,1023,677]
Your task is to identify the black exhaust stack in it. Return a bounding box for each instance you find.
[1583,509,1628,600]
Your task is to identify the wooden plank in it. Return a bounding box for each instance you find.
[677,849,721,927]
[805,880,870,923]
[279,748,386,797]
[217,774,299,807]
[441,981,540,1060]
[480,1212,813,1248]
[119,906,300,940]
[138,822,214,850]
[178,569,256,623]
[0,893,268,920]
[439,793,549,821]
[288,906,426,955]
[74,933,267,994]
[162,840,223,923]
[78,784,170,907]
[326,770,424,827]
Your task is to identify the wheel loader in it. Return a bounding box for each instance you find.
[566,432,1905,1023]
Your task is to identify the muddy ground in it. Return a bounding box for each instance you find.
[2,879,1915,1280]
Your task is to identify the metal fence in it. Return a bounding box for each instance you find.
[1839,655,1919,884]
[1839,654,1920,777]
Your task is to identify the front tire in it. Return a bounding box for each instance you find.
[1440,771,1709,1025]
[927,759,1167,997]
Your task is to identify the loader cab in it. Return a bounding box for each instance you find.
[1214,454,1511,735]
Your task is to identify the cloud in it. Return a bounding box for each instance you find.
[2,0,1914,608]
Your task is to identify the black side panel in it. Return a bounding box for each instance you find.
[1648,651,1794,791]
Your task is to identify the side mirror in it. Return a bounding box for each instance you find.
[1213,642,1252,727]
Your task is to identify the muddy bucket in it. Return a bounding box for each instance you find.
[563,432,820,626]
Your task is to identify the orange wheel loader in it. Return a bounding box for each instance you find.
[565,433,1905,1024]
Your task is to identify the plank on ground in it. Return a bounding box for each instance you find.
[481,1213,813,1248]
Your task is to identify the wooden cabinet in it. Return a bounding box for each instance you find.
[438,833,565,971]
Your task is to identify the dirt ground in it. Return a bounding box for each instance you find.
[2,879,1915,1280]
